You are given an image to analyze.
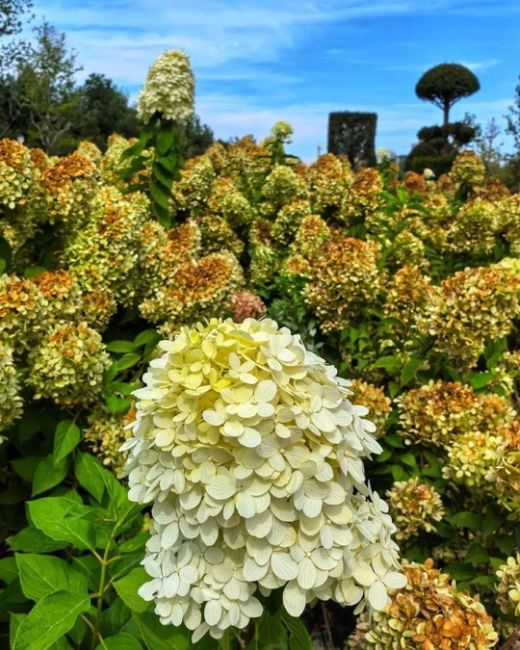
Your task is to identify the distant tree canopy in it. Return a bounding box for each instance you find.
[328,111,377,168]
[0,0,32,36]
[405,119,477,176]
[70,73,139,150]
[0,19,213,156]
[416,63,480,126]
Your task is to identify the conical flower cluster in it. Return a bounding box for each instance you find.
[122,318,403,641]
[137,50,195,125]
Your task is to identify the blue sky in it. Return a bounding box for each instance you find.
[31,0,520,160]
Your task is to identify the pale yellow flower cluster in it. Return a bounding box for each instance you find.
[27,321,110,407]
[122,318,403,641]
[197,215,244,257]
[271,199,312,246]
[349,559,498,649]
[306,154,353,216]
[0,341,23,431]
[496,554,520,619]
[260,165,308,217]
[449,150,486,189]
[64,186,150,307]
[84,407,135,474]
[173,156,215,212]
[397,380,515,448]
[420,265,520,369]
[42,151,98,228]
[386,477,445,542]
[137,50,195,125]
[447,198,498,254]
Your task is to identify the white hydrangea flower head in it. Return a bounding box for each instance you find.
[137,49,195,125]
[122,318,403,640]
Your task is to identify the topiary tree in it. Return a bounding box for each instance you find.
[328,111,377,168]
[416,63,480,126]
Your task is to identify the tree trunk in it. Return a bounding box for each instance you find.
[443,103,450,126]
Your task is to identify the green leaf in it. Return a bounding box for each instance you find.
[32,455,69,496]
[53,421,81,462]
[400,357,421,386]
[156,127,175,156]
[495,534,515,555]
[390,464,409,481]
[0,557,18,584]
[281,611,312,650]
[115,353,142,371]
[109,381,138,395]
[482,511,502,536]
[448,511,482,531]
[11,456,41,482]
[0,236,12,269]
[96,633,143,650]
[15,554,88,601]
[28,496,96,550]
[132,611,190,650]
[12,590,90,650]
[153,162,174,191]
[150,180,170,210]
[373,355,401,374]
[23,266,47,279]
[75,453,138,526]
[113,567,149,613]
[468,371,496,390]
[0,257,6,274]
[8,527,68,553]
[107,340,138,353]
[103,390,132,415]
[72,556,100,591]
[445,562,474,581]
[134,329,160,348]
[399,452,417,468]
[465,544,488,565]
[10,613,25,649]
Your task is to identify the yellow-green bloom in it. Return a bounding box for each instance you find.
[137,50,195,125]
[0,341,23,431]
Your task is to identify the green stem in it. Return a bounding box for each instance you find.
[90,537,113,650]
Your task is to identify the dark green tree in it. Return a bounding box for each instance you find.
[71,73,139,150]
[0,0,31,36]
[328,111,377,168]
[179,114,214,158]
[11,22,80,152]
[505,76,520,190]
[416,63,480,126]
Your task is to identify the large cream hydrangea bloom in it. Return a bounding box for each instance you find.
[122,318,403,641]
[137,50,195,125]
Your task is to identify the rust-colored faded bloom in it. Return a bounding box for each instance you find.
[349,559,498,649]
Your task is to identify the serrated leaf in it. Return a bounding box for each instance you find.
[75,453,139,526]
[8,527,68,553]
[53,420,81,462]
[103,390,132,415]
[12,591,90,650]
[113,567,149,613]
[28,496,96,550]
[16,553,88,601]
